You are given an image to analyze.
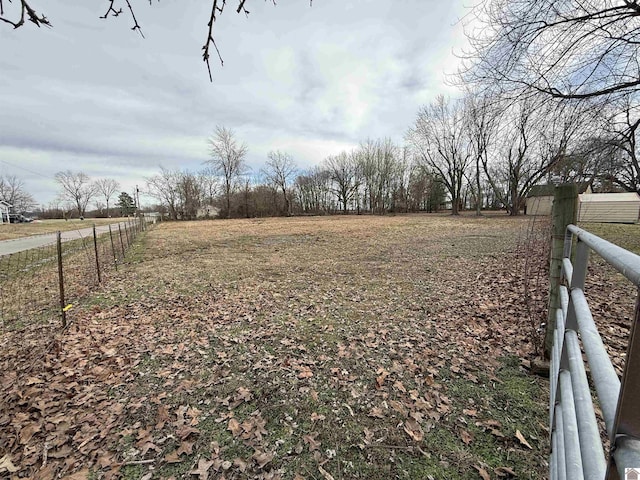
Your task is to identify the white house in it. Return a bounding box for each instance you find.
[197,205,220,219]
[0,200,12,224]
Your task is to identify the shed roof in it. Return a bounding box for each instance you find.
[528,182,591,198]
[579,192,640,203]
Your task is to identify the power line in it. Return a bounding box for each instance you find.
[0,159,52,180]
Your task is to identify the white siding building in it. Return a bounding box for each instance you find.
[578,192,640,223]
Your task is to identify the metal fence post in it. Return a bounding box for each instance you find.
[56,231,66,328]
[118,223,125,258]
[124,220,131,247]
[108,224,118,271]
[92,224,101,283]
[545,184,578,359]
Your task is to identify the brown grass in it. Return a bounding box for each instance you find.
[3,214,558,479]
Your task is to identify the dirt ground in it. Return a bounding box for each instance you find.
[2,213,634,480]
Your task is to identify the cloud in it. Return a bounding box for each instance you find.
[0,0,471,206]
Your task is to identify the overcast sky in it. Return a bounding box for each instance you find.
[0,0,471,207]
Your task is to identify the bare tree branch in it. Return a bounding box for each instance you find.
[0,0,49,28]
[461,0,640,100]
[2,0,314,79]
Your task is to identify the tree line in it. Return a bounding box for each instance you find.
[5,1,640,219]
[148,86,638,220]
[145,127,447,220]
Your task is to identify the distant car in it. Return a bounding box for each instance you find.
[8,214,33,223]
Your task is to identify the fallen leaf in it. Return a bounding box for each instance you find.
[0,455,18,473]
[515,429,532,449]
[495,466,517,477]
[403,419,424,442]
[189,458,215,479]
[176,425,199,440]
[389,400,407,417]
[253,450,274,469]
[62,468,90,479]
[140,441,161,455]
[164,451,183,463]
[375,368,389,388]
[474,465,491,480]
[310,412,326,422]
[19,423,41,444]
[235,387,252,402]
[460,428,473,445]
[393,380,406,393]
[363,427,374,445]
[318,465,336,480]
[228,418,242,437]
[368,407,385,418]
[233,457,248,472]
[176,440,195,456]
[303,433,321,452]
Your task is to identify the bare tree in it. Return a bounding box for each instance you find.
[295,166,332,215]
[55,170,97,218]
[462,0,640,100]
[483,99,586,215]
[176,171,203,220]
[262,151,297,216]
[147,167,181,220]
[358,139,401,214]
[0,175,36,213]
[464,94,499,215]
[198,167,220,206]
[207,126,248,219]
[94,178,120,217]
[325,151,360,214]
[595,95,640,193]
[408,96,472,215]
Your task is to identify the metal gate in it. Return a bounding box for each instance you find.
[549,224,640,479]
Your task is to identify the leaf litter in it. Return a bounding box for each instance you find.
[1,214,635,479]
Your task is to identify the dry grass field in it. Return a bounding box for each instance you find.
[0,218,128,241]
[3,213,635,480]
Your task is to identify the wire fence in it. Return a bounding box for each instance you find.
[0,216,149,330]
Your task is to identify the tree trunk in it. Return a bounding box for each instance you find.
[475,157,482,216]
[510,185,520,216]
[451,195,459,215]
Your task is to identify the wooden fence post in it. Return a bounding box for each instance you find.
[544,184,578,359]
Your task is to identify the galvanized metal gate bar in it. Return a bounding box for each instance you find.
[549,224,640,479]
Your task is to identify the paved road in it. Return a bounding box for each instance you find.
[0,222,127,256]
